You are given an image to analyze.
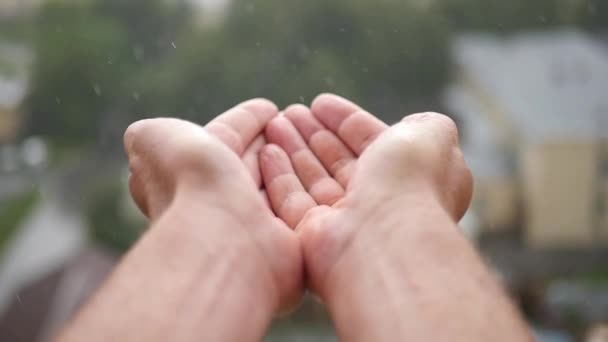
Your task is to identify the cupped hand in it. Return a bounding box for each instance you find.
[260,94,473,297]
[124,99,303,312]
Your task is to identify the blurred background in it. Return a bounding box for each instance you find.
[0,0,606,341]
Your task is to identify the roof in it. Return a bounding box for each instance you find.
[452,30,608,143]
[443,85,511,180]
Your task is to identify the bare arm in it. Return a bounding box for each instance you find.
[259,94,533,342]
[60,100,303,341]
[323,196,532,342]
[59,192,277,342]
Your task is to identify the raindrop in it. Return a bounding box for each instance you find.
[133,46,145,62]
[299,96,305,103]
[93,84,102,96]
[21,137,48,168]
[171,42,177,49]
[132,92,140,101]
[298,45,310,58]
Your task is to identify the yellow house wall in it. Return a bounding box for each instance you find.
[473,177,518,232]
[521,142,598,248]
[0,107,20,142]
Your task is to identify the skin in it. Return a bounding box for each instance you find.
[60,94,532,342]
[59,99,303,342]
[260,94,533,341]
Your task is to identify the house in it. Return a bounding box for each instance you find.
[444,30,608,248]
[0,43,31,143]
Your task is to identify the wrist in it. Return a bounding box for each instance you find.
[319,188,456,300]
[320,201,530,342]
[63,193,279,342]
[318,197,477,341]
[157,191,281,311]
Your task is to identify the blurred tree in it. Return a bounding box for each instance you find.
[86,181,142,253]
[25,0,608,148]
[24,0,189,148]
[133,0,451,123]
[95,0,189,63]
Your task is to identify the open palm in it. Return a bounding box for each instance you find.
[260,94,387,292]
[260,94,472,296]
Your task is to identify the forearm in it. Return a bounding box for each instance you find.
[59,193,277,342]
[324,196,532,342]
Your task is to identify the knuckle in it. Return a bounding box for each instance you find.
[127,153,143,176]
[406,111,456,131]
[123,119,150,153]
[402,112,460,146]
[124,118,175,153]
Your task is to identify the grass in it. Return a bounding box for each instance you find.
[0,189,39,254]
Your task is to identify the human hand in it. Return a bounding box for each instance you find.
[124,99,303,312]
[260,94,473,297]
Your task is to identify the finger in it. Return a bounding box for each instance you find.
[265,114,344,205]
[205,98,278,155]
[260,189,271,209]
[242,135,266,188]
[310,93,387,155]
[259,144,317,229]
[128,173,149,218]
[284,104,356,188]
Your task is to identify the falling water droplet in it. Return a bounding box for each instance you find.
[93,84,102,96]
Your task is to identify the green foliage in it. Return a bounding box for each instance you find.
[132,0,451,122]
[0,55,19,77]
[0,189,39,254]
[86,181,142,253]
[23,0,608,146]
[24,0,189,147]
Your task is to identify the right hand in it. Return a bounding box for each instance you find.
[259,94,473,297]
